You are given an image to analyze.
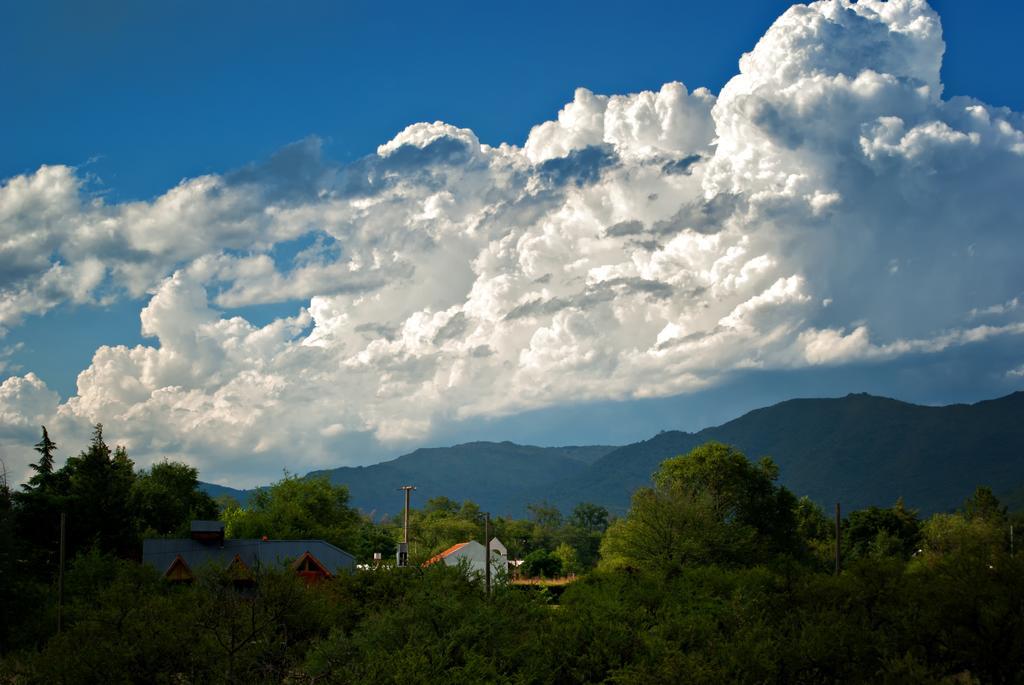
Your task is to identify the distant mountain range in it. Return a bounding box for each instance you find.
[201,444,616,517]
[201,391,1024,517]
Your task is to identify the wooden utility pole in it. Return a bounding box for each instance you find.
[401,485,415,545]
[397,486,415,567]
[484,512,491,596]
[834,502,841,576]
[57,511,66,634]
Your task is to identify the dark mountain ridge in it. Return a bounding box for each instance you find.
[201,391,1024,517]
[549,391,1024,514]
[308,441,616,517]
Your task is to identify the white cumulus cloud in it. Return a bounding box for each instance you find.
[1,0,1023,486]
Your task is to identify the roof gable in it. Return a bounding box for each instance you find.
[226,554,254,581]
[164,554,194,582]
[423,541,470,567]
[292,551,332,579]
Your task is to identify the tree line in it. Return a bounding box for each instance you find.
[3,427,1024,682]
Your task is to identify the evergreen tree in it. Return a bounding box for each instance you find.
[64,424,138,558]
[27,425,58,486]
[963,486,1007,524]
[12,428,70,575]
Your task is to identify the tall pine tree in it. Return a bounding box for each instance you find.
[65,424,137,558]
[25,425,57,490]
[12,427,68,574]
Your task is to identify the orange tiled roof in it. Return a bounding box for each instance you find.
[422,541,470,567]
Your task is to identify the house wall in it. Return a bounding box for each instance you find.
[441,540,509,580]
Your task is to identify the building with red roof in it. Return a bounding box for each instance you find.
[422,538,508,580]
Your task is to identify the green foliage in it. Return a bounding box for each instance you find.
[653,442,800,557]
[190,564,336,683]
[599,487,740,572]
[303,564,553,684]
[601,442,801,572]
[0,459,29,654]
[551,542,580,576]
[918,512,1006,565]
[521,549,563,578]
[527,501,564,530]
[7,552,338,684]
[6,431,1024,683]
[1,426,238,657]
[963,486,1007,524]
[403,497,608,572]
[544,553,1024,683]
[12,428,69,575]
[794,495,831,542]
[404,501,481,563]
[63,424,137,557]
[348,518,398,563]
[423,494,461,517]
[522,500,564,552]
[222,473,361,551]
[844,499,922,561]
[569,501,610,533]
[549,566,787,682]
[419,495,482,523]
[213,493,241,512]
[10,543,1024,684]
[132,460,218,537]
[491,516,535,559]
[12,424,139,563]
[794,496,834,569]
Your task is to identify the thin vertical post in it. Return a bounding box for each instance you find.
[1011,524,1015,558]
[834,502,841,576]
[484,512,491,596]
[57,511,66,634]
[403,489,411,544]
[397,486,415,567]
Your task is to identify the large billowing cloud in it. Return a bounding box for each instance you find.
[2,0,1022,485]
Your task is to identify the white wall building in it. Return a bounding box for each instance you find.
[424,538,508,580]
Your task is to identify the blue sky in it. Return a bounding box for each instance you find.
[7,1,1022,201]
[2,1,1023,486]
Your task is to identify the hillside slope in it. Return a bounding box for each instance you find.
[202,392,1024,517]
[558,392,1024,514]
[309,442,616,517]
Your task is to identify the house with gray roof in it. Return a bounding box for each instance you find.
[142,520,356,583]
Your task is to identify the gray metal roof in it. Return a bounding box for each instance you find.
[143,538,356,576]
[190,520,224,533]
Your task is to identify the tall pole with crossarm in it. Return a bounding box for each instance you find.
[397,486,416,567]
